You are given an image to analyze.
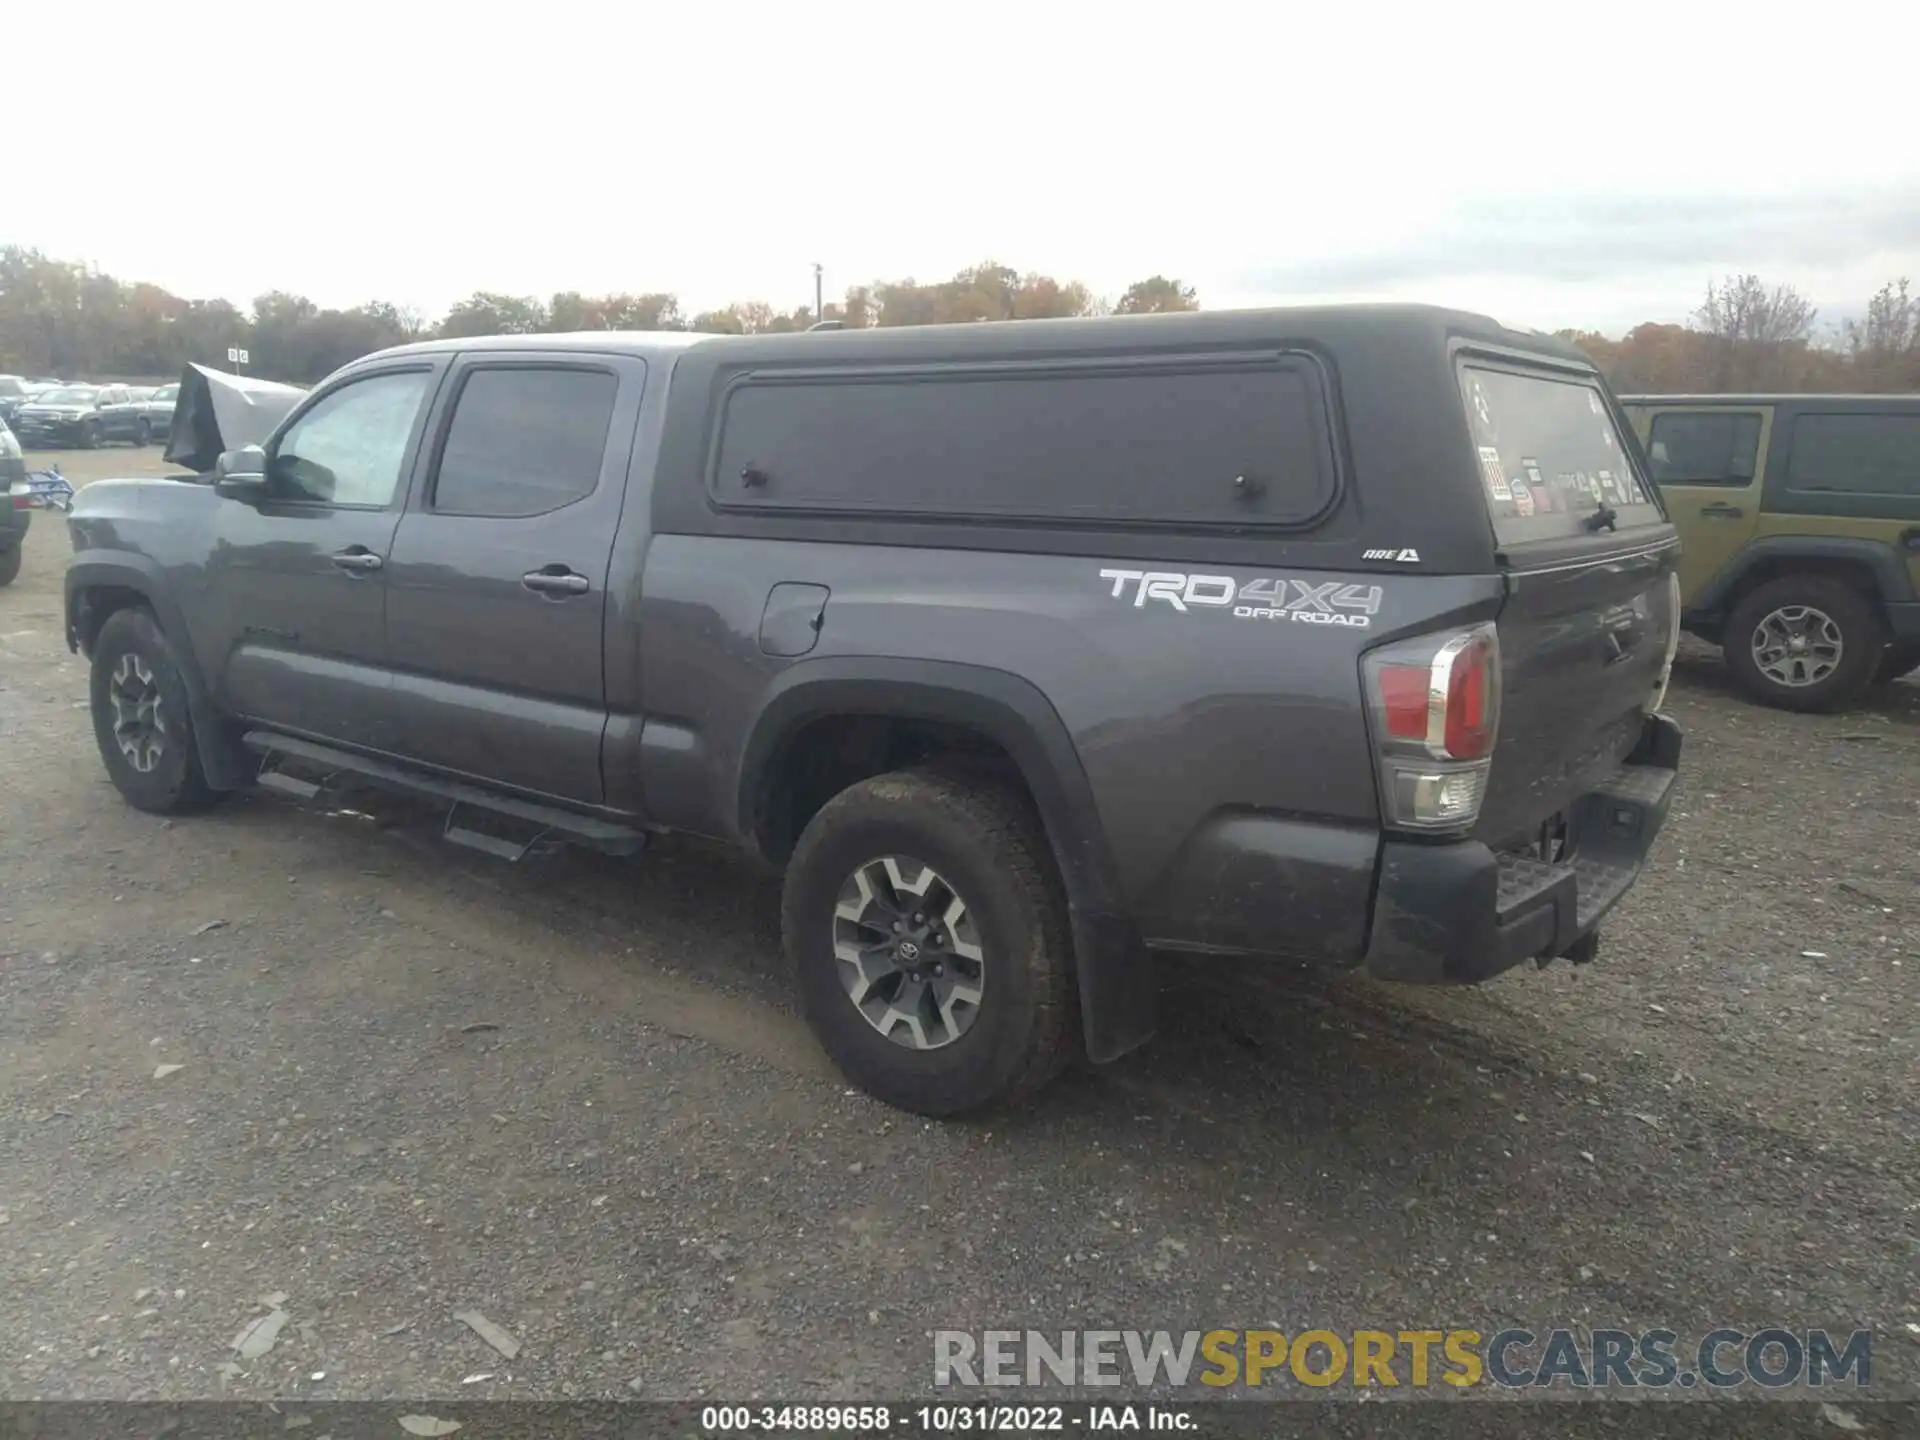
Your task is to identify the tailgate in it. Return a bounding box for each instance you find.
[1479,537,1677,843]
[1457,360,1678,845]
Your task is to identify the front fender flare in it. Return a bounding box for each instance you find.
[737,657,1156,1064]
[66,554,248,791]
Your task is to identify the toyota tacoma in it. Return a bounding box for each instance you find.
[64,306,1684,1114]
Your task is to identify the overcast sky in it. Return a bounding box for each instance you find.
[12,1,1917,336]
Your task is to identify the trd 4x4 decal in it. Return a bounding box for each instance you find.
[1098,569,1383,628]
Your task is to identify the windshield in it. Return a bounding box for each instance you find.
[123,387,154,401]
[152,385,178,402]
[35,387,98,405]
[1459,363,1664,545]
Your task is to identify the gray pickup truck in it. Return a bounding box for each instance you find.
[64,306,1685,1114]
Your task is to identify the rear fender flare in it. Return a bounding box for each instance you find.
[737,657,1156,1063]
[1695,536,1915,618]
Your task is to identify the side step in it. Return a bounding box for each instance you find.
[243,731,649,859]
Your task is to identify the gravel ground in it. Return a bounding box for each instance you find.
[1,449,1916,1425]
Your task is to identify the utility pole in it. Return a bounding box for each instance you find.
[813,263,824,324]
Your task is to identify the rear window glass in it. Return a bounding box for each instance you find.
[1460,365,1662,544]
[1647,411,1762,486]
[1785,413,1920,497]
[709,358,1337,527]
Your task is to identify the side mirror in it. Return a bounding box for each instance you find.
[213,444,269,499]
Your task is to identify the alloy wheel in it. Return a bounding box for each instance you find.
[108,651,167,773]
[1751,604,1843,688]
[832,855,985,1050]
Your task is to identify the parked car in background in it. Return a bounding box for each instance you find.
[1,418,29,586]
[1622,394,1920,709]
[9,384,136,449]
[99,384,177,445]
[0,375,44,428]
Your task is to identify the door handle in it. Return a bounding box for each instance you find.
[330,548,384,573]
[1700,502,1744,518]
[521,567,590,597]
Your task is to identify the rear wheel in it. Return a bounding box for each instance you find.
[781,768,1075,1116]
[88,608,224,814]
[1723,575,1884,712]
[135,418,153,446]
[0,544,20,587]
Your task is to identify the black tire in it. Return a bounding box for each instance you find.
[782,768,1075,1116]
[135,418,153,446]
[79,420,100,450]
[1874,642,1920,685]
[1723,575,1885,713]
[0,544,20,587]
[88,607,224,815]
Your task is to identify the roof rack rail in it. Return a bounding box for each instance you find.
[807,319,845,332]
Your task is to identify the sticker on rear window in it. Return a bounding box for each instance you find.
[1477,445,1512,501]
[1521,459,1552,512]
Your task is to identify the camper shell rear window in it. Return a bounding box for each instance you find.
[1459,361,1665,545]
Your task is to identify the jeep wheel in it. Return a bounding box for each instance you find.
[782,769,1075,1116]
[88,608,223,814]
[135,418,153,446]
[0,544,20,587]
[1874,642,1920,685]
[79,420,101,450]
[1724,576,1885,713]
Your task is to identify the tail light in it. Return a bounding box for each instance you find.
[1649,571,1682,713]
[9,481,31,510]
[1362,623,1501,833]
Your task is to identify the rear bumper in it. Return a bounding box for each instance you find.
[1364,712,1682,984]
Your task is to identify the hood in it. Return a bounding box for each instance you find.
[161,364,308,473]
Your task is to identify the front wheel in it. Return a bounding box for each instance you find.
[88,608,225,814]
[781,768,1076,1116]
[79,421,101,450]
[1723,576,1885,713]
[135,418,153,446]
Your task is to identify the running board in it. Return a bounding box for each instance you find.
[241,731,649,858]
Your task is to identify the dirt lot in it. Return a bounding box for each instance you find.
[2,448,1916,1418]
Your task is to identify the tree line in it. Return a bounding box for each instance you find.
[0,247,1199,386]
[1561,274,1919,394]
[3,244,1915,395]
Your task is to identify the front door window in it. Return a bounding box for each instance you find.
[270,371,432,507]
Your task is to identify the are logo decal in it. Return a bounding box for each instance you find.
[1363,547,1421,563]
[1098,569,1384,628]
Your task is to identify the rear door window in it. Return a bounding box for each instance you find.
[1459,364,1664,545]
[1648,411,1763,486]
[1785,413,1920,497]
[710,356,1338,528]
[430,366,618,517]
